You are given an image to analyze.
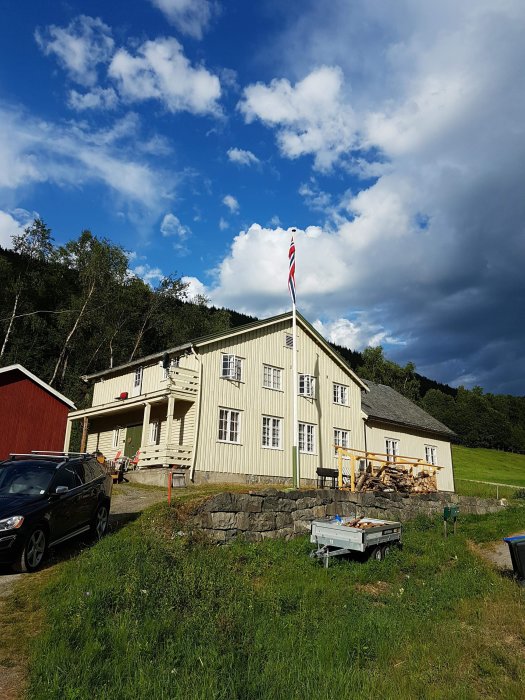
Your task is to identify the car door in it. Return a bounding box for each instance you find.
[47,464,84,543]
[72,461,99,529]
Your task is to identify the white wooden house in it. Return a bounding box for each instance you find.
[65,312,455,491]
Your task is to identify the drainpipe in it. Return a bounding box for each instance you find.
[189,345,202,482]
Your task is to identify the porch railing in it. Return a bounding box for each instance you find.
[137,443,193,468]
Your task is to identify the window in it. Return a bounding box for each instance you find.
[299,422,316,454]
[285,333,294,349]
[112,428,120,449]
[221,354,242,381]
[333,429,350,456]
[425,445,437,465]
[53,465,80,491]
[162,357,180,380]
[218,409,240,443]
[333,383,348,405]
[385,438,399,462]
[132,366,143,396]
[299,374,315,398]
[262,416,282,449]
[149,421,160,445]
[263,365,282,390]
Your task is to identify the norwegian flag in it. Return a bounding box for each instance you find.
[288,235,296,304]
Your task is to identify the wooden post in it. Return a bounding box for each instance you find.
[80,416,89,452]
[63,418,73,451]
[338,448,343,489]
[351,454,356,493]
[141,402,152,449]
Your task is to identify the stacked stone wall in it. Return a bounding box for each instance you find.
[188,488,503,543]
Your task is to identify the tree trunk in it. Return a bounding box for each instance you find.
[129,313,151,362]
[50,283,95,386]
[0,285,21,358]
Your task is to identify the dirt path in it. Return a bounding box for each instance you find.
[481,531,525,572]
[0,483,166,700]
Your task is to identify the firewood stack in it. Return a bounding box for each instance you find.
[353,464,437,493]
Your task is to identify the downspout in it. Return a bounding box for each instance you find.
[189,345,202,482]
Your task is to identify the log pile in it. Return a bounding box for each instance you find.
[352,464,437,494]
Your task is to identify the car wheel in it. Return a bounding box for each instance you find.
[92,503,109,539]
[15,526,47,573]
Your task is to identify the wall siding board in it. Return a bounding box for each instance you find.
[193,320,365,481]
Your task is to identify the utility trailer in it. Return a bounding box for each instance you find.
[310,517,402,568]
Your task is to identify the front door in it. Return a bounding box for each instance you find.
[124,424,142,458]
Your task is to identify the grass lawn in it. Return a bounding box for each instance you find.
[453,445,525,498]
[26,501,525,700]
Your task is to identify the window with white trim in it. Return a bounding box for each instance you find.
[333,383,348,405]
[262,416,282,449]
[263,365,282,391]
[299,374,315,398]
[112,428,120,449]
[218,408,241,443]
[333,428,350,456]
[299,422,316,454]
[385,438,399,462]
[425,445,437,465]
[149,421,160,445]
[221,354,243,381]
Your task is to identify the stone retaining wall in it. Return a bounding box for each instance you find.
[188,488,504,543]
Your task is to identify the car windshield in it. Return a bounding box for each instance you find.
[0,460,57,496]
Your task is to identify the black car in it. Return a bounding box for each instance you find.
[0,452,112,572]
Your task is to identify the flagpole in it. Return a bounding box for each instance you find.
[292,295,299,488]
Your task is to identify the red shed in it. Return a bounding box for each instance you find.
[0,364,75,460]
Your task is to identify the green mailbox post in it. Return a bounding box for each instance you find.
[443,505,459,537]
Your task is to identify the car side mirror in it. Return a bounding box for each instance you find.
[55,485,69,495]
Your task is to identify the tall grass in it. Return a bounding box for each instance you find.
[453,445,525,487]
[29,504,525,700]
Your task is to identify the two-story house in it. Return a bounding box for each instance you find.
[65,312,455,491]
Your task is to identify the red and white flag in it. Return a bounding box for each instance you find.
[288,235,296,304]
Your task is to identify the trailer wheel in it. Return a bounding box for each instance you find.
[382,544,391,558]
[370,545,384,561]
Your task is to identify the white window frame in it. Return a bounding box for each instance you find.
[132,366,143,397]
[298,422,316,454]
[385,438,400,462]
[221,354,243,381]
[149,420,160,446]
[425,445,437,465]
[333,428,350,457]
[333,383,348,406]
[218,408,241,444]
[262,415,283,450]
[112,428,120,450]
[263,364,282,391]
[299,374,315,398]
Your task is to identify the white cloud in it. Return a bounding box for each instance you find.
[239,66,359,171]
[68,87,118,111]
[132,264,164,286]
[0,209,36,249]
[181,275,209,300]
[227,147,259,166]
[0,105,173,214]
[35,15,114,86]
[108,37,221,115]
[313,317,403,351]
[160,213,190,239]
[219,217,229,230]
[222,194,239,213]
[149,0,216,39]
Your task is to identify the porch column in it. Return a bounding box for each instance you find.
[141,401,152,449]
[80,417,89,452]
[164,394,175,468]
[63,417,73,451]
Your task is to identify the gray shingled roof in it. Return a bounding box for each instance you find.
[362,381,455,437]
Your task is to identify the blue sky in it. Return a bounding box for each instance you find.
[1,0,525,394]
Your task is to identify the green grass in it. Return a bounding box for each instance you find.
[453,445,525,498]
[27,503,525,700]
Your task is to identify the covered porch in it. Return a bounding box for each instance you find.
[66,390,196,470]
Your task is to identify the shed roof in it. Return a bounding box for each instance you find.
[0,364,76,409]
[361,381,454,438]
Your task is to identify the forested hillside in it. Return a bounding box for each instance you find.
[1,219,524,452]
